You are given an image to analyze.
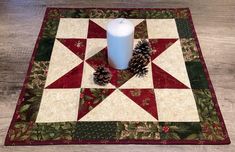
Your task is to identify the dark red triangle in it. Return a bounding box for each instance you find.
[134,20,148,39]
[149,39,178,60]
[57,39,86,60]
[46,62,84,88]
[87,20,106,38]
[77,88,115,120]
[151,63,188,88]
[121,89,158,119]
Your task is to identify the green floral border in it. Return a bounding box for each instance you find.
[46,8,190,19]
[193,89,226,141]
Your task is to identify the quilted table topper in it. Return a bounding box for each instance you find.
[5,8,230,145]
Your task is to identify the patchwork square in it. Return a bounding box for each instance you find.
[35,38,55,61]
[186,62,208,89]
[30,122,77,141]
[5,8,230,146]
[176,19,193,38]
[42,18,60,39]
[117,122,160,140]
[159,122,202,140]
[180,38,200,62]
[75,122,117,140]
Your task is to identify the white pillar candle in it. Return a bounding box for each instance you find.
[107,18,134,70]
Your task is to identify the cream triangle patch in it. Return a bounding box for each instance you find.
[129,19,145,27]
[90,19,112,30]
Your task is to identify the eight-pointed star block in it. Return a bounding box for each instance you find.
[38,18,199,123]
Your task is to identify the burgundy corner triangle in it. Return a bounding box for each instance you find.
[57,38,86,60]
[77,88,115,120]
[134,20,148,39]
[149,39,178,60]
[87,20,106,38]
[121,89,158,119]
[46,62,84,88]
[151,63,188,88]
[86,47,134,88]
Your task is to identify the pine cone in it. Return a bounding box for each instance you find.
[136,66,148,77]
[134,39,152,62]
[129,54,148,77]
[93,66,112,86]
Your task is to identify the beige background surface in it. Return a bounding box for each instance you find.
[0,0,234,151]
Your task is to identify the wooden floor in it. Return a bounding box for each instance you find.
[0,0,234,151]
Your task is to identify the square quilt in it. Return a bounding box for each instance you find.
[5,8,230,145]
